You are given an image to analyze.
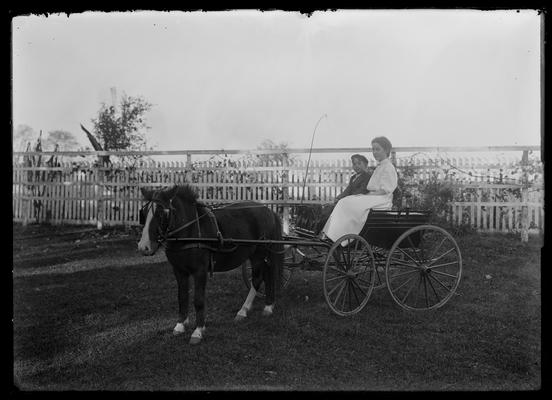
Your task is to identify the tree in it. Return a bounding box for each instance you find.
[256,139,295,164]
[13,124,37,152]
[44,130,81,151]
[91,93,152,152]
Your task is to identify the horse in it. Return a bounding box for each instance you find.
[137,184,284,345]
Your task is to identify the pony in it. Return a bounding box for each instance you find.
[137,184,284,344]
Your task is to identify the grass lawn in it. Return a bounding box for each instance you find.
[12,224,541,391]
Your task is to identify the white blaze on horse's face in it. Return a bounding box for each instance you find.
[138,204,160,256]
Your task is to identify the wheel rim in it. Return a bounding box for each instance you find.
[242,246,294,298]
[323,234,376,316]
[385,225,462,311]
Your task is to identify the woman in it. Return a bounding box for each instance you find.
[321,136,397,243]
[313,154,371,234]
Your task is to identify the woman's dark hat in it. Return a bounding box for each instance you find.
[351,154,368,164]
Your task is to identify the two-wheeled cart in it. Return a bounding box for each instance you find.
[242,209,462,315]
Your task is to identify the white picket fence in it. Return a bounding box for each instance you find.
[12,147,543,239]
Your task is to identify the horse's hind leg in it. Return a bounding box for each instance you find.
[189,268,207,345]
[172,266,192,335]
[235,259,264,321]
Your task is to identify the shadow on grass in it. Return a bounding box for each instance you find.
[13,231,541,391]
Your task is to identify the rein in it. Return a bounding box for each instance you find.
[164,208,208,238]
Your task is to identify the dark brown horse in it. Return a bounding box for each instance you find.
[138,184,284,344]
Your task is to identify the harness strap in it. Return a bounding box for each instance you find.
[176,242,238,253]
[204,207,224,245]
[165,211,209,238]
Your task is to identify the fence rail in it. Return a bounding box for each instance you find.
[12,146,543,239]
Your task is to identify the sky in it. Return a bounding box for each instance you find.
[11,9,542,152]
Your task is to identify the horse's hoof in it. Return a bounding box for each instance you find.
[189,327,205,345]
[189,336,202,345]
[234,314,246,322]
[173,321,188,335]
[262,305,274,317]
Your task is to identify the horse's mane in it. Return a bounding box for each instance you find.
[171,184,199,204]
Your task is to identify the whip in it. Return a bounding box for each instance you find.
[300,114,327,205]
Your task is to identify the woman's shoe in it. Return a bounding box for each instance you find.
[318,232,333,244]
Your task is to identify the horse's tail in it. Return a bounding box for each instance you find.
[268,210,285,297]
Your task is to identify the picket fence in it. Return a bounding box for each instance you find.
[12,147,543,239]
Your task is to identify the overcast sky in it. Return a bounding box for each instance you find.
[12,9,542,152]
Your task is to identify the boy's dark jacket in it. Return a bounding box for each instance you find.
[336,171,371,201]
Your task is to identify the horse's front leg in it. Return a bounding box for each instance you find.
[262,257,275,317]
[190,268,207,345]
[172,266,192,336]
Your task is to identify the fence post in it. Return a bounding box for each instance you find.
[520,150,529,242]
[281,153,290,234]
[96,163,104,230]
[185,153,192,183]
[22,188,30,226]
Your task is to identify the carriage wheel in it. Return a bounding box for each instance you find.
[323,234,376,316]
[241,246,295,298]
[385,225,462,311]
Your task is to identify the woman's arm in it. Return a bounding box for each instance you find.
[367,162,397,195]
[367,189,387,195]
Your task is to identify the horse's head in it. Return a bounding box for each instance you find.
[137,185,179,255]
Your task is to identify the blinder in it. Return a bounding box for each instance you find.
[139,201,172,229]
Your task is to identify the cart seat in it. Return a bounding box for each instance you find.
[359,209,431,249]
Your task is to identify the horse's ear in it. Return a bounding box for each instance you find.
[166,185,179,200]
[141,187,153,201]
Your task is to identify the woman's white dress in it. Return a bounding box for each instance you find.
[322,158,398,242]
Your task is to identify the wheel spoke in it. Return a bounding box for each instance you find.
[327,278,347,297]
[327,265,348,276]
[388,269,419,280]
[390,273,417,292]
[426,274,442,304]
[423,275,430,308]
[357,276,375,288]
[407,235,423,264]
[395,247,422,266]
[427,236,448,262]
[345,243,352,266]
[333,250,348,272]
[339,282,348,310]
[350,277,368,297]
[388,257,421,269]
[350,283,362,309]
[431,269,459,279]
[326,274,346,283]
[400,275,418,304]
[425,247,457,268]
[428,273,455,293]
[347,282,353,311]
[414,273,423,307]
[427,260,459,270]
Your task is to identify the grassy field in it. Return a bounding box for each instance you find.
[12,223,541,391]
